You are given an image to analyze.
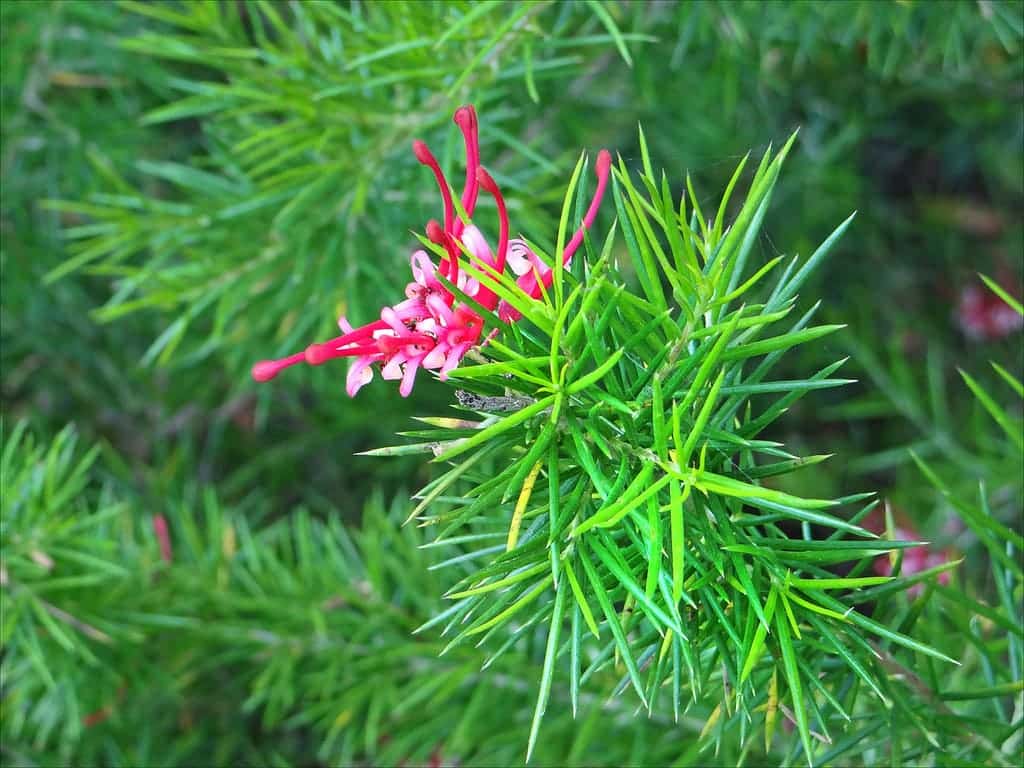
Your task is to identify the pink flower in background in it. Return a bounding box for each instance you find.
[252,105,611,397]
[957,279,1023,341]
[865,507,953,597]
[153,514,173,564]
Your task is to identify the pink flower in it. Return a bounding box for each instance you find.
[957,280,1023,341]
[252,105,612,397]
[152,514,173,563]
[865,507,953,597]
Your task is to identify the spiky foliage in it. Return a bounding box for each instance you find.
[1,421,710,768]
[3,1,1023,767]
[384,135,969,763]
[899,286,1024,764]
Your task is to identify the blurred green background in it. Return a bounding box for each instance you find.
[2,1,1022,765]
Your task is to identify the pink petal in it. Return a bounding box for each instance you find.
[399,357,422,397]
[498,301,519,323]
[346,357,375,397]
[392,297,428,322]
[462,225,495,267]
[411,250,440,289]
[439,342,472,378]
[380,307,408,335]
[381,352,407,380]
[456,272,480,298]
[423,345,448,369]
[427,293,455,325]
[415,317,438,335]
[506,240,534,276]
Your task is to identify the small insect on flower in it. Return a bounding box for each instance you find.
[252,105,611,397]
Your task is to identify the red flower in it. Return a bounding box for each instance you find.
[252,105,611,396]
[152,513,173,563]
[957,279,1023,341]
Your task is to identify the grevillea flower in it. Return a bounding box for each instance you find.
[957,279,1023,341]
[252,105,611,397]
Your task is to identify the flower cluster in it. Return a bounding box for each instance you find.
[252,105,611,397]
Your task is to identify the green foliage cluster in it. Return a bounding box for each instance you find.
[2,1,1022,767]
[1,422,699,767]
[389,131,994,764]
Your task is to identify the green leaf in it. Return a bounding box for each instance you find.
[591,535,683,636]
[526,579,567,763]
[739,585,779,683]
[433,396,556,463]
[563,559,600,638]
[712,152,751,249]
[813,591,959,664]
[669,476,686,605]
[722,324,846,362]
[775,608,815,766]
[690,469,837,511]
[980,273,1024,316]
[959,368,1024,450]
[552,153,589,307]
[445,561,549,599]
[463,575,554,638]
[578,541,648,707]
[573,465,667,535]
[585,0,633,66]
[712,255,784,308]
[788,576,892,590]
[678,369,727,468]
[567,349,626,394]
[776,212,857,305]
[991,362,1024,398]
[940,681,1024,701]
[808,617,890,705]
[721,378,855,396]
